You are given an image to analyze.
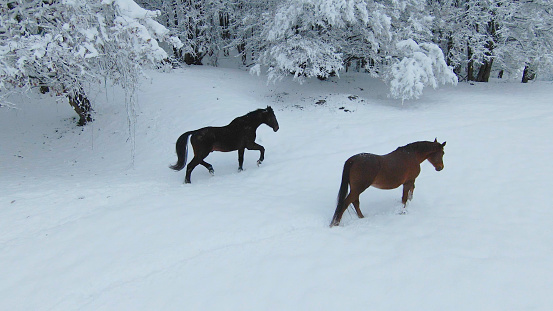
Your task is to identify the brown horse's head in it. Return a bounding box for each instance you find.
[263,106,279,132]
[427,138,446,171]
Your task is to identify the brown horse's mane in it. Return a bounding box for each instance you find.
[398,141,441,154]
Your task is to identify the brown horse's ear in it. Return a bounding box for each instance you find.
[442,141,447,147]
[434,138,438,143]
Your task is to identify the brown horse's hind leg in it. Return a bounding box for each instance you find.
[331,192,361,226]
[353,199,364,218]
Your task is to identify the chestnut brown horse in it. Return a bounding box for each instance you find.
[170,106,279,183]
[330,139,446,227]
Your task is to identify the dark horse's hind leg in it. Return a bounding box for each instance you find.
[200,161,215,175]
[185,152,209,184]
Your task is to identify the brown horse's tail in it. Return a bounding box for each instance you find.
[330,159,352,227]
[169,131,193,171]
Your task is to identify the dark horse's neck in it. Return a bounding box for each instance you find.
[230,109,265,129]
[398,141,440,161]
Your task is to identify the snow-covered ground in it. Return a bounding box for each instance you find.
[1,67,552,310]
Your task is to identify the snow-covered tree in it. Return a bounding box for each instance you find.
[252,0,456,100]
[0,0,181,125]
[428,0,501,82]
[137,0,238,66]
[429,0,553,83]
[496,0,553,82]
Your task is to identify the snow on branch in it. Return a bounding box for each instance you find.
[389,39,458,101]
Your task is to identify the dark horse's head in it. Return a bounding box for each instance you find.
[262,106,279,132]
[427,138,447,171]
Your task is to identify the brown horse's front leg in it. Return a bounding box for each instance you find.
[401,181,415,212]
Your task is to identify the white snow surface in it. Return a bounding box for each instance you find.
[1,67,552,310]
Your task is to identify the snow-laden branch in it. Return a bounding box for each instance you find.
[389,39,458,101]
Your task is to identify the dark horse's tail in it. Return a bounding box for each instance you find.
[330,159,352,227]
[170,131,194,171]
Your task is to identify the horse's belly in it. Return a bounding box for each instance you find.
[371,173,405,189]
[212,144,235,152]
[371,181,402,190]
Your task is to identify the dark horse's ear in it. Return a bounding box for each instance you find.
[442,141,447,147]
[434,138,438,143]
[266,105,273,111]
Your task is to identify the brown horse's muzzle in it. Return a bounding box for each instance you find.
[435,165,444,171]
[273,125,279,132]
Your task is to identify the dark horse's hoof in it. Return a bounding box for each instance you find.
[209,169,215,176]
[257,160,263,166]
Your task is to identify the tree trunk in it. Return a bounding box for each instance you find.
[467,44,475,82]
[184,53,203,65]
[68,90,93,126]
[522,65,536,83]
[237,41,247,66]
[475,59,493,82]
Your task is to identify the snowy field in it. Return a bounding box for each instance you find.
[1,66,553,310]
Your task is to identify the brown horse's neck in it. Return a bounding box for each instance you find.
[399,141,441,163]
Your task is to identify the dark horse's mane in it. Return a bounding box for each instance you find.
[232,108,266,123]
[398,141,441,154]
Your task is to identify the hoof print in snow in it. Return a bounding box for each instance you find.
[339,107,351,112]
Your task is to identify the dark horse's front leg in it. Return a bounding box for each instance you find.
[246,142,265,166]
[238,148,245,171]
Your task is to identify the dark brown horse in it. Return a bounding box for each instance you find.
[170,106,279,183]
[330,139,446,227]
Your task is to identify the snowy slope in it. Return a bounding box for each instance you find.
[1,67,553,310]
